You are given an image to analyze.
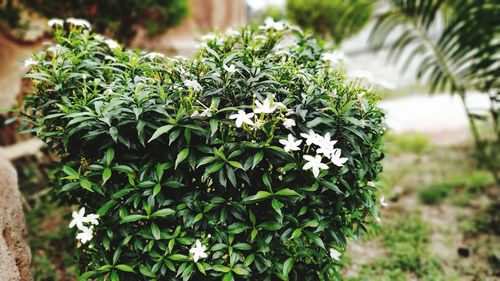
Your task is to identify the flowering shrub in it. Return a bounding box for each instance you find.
[23,18,385,281]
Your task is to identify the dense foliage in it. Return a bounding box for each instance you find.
[23,19,385,280]
[286,0,373,44]
[0,0,188,41]
[371,0,499,183]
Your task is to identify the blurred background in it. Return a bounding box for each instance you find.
[0,0,498,280]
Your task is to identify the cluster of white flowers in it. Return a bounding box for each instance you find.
[260,17,287,31]
[279,130,348,178]
[321,51,346,66]
[66,18,91,29]
[69,207,99,244]
[228,97,288,130]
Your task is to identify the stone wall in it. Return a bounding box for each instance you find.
[0,152,32,281]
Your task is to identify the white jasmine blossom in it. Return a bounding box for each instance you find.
[66,18,91,29]
[329,248,341,261]
[300,130,321,146]
[303,155,329,178]
[144,52,165,60]
[47,45,65,56]
[321,51,346,65]
[261,17,285,31]
[254,98,277,114]
[225,28,240,36]
[189,240,208,262]
[283,119,296,129]
[23,58,37,68]
[69,207,87,230]
[223,64,236,73]
[48,18,63,27]
[76,226,94,244]
[184,79,203,92]
[380,196,388,207]
[85,214,100,226]
[229,110,254,127]
[199,107,212,118]
[330,149,348,167]
[279,134,302,152]
[104,39,120,50]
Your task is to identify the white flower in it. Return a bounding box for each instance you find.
[47,45,65,56]
[283,119,296,129]
[254,98,277,114]
[252,119,264,129]
[380,196,388,207]
[23,58,37,68]
[189,240,208,262]
[201,33,216,41]
[76,226,94,244]
[144,52,165,60]
[48,18,64,28]
[300,130,321,146]
[199,107,212,118]
[329,248,341,261]
[316,133,338,156]
[229,110,254,127]
[104,39,120,50]
[85,214,100,226]
[66,18,91,29]
[225,28,240,36]
[330,149,348,167]
[94,35,105,41]
[279,134,302,152]
[223,64,236,73]
[69,207,87,230]
[184,80,203,92]
[274,102,286,109]
[321,51,346,65]
[367,181,375,187]
[303,155,329,178]
[261,17,285,31]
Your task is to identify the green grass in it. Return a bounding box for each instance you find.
[346,214,449,281]
[386,133,431,155]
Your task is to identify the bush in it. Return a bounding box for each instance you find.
[286,0,373,44]
[23,19,385,280]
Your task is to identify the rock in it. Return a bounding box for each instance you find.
[0,152,32,281]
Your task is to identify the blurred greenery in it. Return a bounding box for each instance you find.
[0,0,188,41]
[286,0,373,44]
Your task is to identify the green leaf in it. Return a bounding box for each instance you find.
[283,257,294,276]
[290,228,302,239]
[97,200,114,216]
[252,150,264,168]
[106,148,115,165]
[245,191,272,202]
[151,222,161,240]
[115,264,135,273]
[196,262,206,275]
[151,208,175,217]
[153,184,161,197]
[62,165,79,178]
[232,267,250,276]
[109,127,118,142]
[120,214,147,224]
[102,167,112,184]
[275,188,300,197]
[112,165,134,173]
[77,271,98,281]
[271,199,284,217]
[80,178,93,192]
[168,254,187,261]
[223,272,234,281]
[193,213,203,223]
[212,265,232,273]
[175,148,189,169]
[148,125,174,142]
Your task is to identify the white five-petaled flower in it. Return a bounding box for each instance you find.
[223,64,236,73]
[279,134,302,152]
[261,17,285,31]
[85,214,100,226]
[380,196,388,207]
[48,18,64,28]
[254,98,277,114]
[144,52,165,60]
[321,51,346,65]
[184,79,203,92]
[330,149,348,167]
[189,240,208,262]
[283,118,296,129]
[66,18,91,29]
[300,130,321,146]
[229,110,254,128]
[104,39,120,50]
[69,207,87,230]
[23,58,37,68]
[329,248,341,261]
[76,226,94,244]
[303,155,329,178]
